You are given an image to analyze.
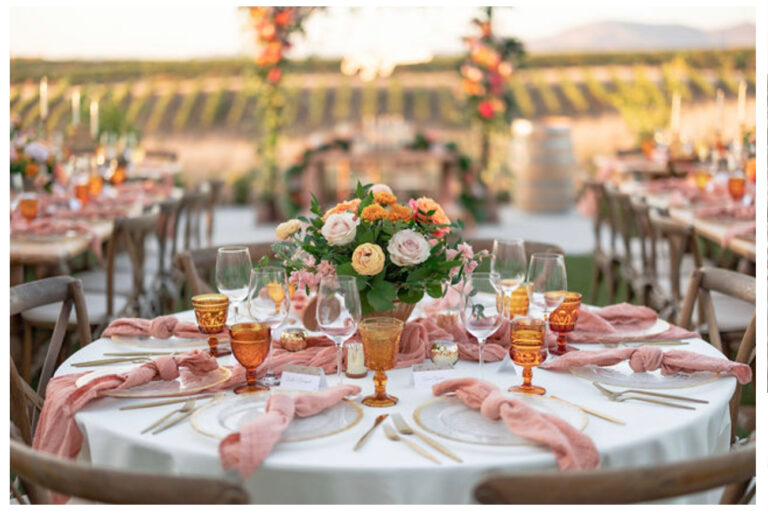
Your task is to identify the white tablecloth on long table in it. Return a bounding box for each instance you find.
[54,310,736,504]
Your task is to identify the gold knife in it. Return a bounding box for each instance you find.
[550,395,626,425]
[353,414,388,451]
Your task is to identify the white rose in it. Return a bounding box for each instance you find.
[387,229,431,267]
[369,183,393,195]
[321,212,358,246]
[24,141,50,162]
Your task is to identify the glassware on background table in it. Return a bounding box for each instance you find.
[693,165,712,192]
[491,239,527,318]
[727,170,746,203]
[435,281,461,331]
[18,192,39,221]
[359,317,403,407]
[461,272,503,376]
[230,322,271,394]
[73,173,90,207]
[526,253,567,340]
[316,275,362,385]
[191,293,230,357]
[215,246,252,322]
[247,267,290,387]
[548,291,582,355]
[509,316,548,395]
[88,170,104,197]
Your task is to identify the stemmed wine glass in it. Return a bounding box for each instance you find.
[491,239,527,318]
[216,246,252,322]
[525,253,567,342]
[246,267,290,387]
[316,275,362,385]
[461,272,503,376]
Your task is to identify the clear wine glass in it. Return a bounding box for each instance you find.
[461,272,503,376]
[525,253,567,340]
[316,275,362,385]
[216,246,251,322]
[246,267,290,387]
[491,239,527,318]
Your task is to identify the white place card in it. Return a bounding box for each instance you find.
[279,365,327,391]
[410,362,455,388]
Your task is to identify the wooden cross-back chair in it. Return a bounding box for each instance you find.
[10,277,92,408]
[583,179,621,304]
[173,242,275,298]
[204,178,225,246]
[678,266,755,441]
[603,183,644,303]
[147,197,183,314]
[173,189,210,256]
[9,438,249,504]
[473,439,755,505]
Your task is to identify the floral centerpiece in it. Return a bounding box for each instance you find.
[10,119,57,191]
[273,183,488,319]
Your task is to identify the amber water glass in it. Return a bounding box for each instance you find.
[509,317,548,395]
[693,169,711,192]
[728,175,746,202]
[548,292,581,355]
[89,174,103,197]
[75,183,90,207]
[230,322,270,394]
[18,194,39,221]
[505,283,530,318]
[111,166,127,186]
[192,293,230,356]
[360,317,403,407]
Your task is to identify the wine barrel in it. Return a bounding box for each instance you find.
[510,117,577,213]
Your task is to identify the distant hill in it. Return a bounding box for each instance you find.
[527,21,755,53]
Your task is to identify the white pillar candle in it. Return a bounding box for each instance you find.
[90,100,99,139]
[72,88,80,125]
[39,77,48,120]
[715,88,724,134]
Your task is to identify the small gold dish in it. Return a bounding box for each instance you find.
[280,327,308,352]
[430,340,459,366]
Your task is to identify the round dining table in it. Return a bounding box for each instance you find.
[55,309,736,505]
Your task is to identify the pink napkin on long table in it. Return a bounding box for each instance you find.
[32,350,219,503]
[694,204,755,221]
[433,378,599,470]
[10,217,103,260]
[722,221,756,248]
[563,303,698,345]
[101,315,216,339]
[219,384,361,477]
[539,345,752,384]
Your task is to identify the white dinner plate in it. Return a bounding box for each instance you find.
[191,391,363,442]
[596,318,671,341]
[107,334,221,350]
[413,394,587,446]
[570,363,719,389]
[75,365,232,398]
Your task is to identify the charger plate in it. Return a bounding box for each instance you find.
[570,363,719,389]
[108,334,217,350]
[413,394,586,447]
[191,391,363,442]
[75,366,231,398]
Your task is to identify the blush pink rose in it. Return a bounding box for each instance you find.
[387,229,431,267]
[321,212,358,246]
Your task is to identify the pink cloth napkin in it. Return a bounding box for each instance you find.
[102,315,214,339]
[539,345,752,384]
[10,217,103,260]
[219,384,361,477]
[32,350,219,503]
[563,303,698,344]
[433,378,599,470]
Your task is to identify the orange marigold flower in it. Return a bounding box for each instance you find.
[361,204,388,222]
[373,191,397,206]
[387,203,411,222]
[322,199,361,222]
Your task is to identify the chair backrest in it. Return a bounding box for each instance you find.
[154,196,183,277]
[174,242,276,297]
[10,438,249,504]
[107,211,160,316]
[10,277,92,433]
[603,183,636,263]
[678,266,755,441]
[204,179,225,246]
[467,239,564,260]
[581,178,612,255]
[174,189,210,255]
[473,440,755,505]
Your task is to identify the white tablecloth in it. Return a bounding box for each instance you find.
[55,310,736,504]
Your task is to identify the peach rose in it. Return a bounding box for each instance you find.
[322,199,361,222]
[275,219,302,240]
[387,229,431,267]
[351,243,385,276]
[321,212,358,246]
[409,197,451,237]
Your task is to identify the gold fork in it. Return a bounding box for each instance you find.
[390,413,462,462]
[141,398,196,434]
[382,423,441,464]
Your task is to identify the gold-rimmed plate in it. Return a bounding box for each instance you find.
[191,391,363,442]
[107,334,221,350]
[570,363,720,389]
[413,394,587,447]
[76,366,232,398]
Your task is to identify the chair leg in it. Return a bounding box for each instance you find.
[22,321,33,382]
[606,261,619,304]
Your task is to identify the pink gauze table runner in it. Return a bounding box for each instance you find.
[539,345,752,384]
[432,378,599,470]
[218,384,361,477]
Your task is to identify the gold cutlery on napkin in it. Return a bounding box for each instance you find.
[592,382,696,410]
[382,423,441,464]
[549,395,625,425]
[353,414,388,451]
[391,413,462,462]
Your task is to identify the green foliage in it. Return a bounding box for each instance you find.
[412,89,431,122]
[232,169,257,205]
[387,79,404,115]
[308,87,328,126]
[582,69,611,105]
[332,82,352,121]
[200,80,227,129]
[145,87,175,132]
[361,84,378,118]
[509,78,535,117]
[126,81,154,124]
[173,80,201,131]
[437,87,463,124]
[533,72,561,113]
[559,73,588,112]
[686,66,715,97]
[99,98,138,138]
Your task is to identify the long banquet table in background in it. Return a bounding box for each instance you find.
[53,308,737,504]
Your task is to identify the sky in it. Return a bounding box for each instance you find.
[9,5,756,60]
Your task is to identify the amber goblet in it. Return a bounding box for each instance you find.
[728,173,746,202]
[548,292,582,355]
[230,322,270,394]
[509,317,548,395]
[88,173,103,197]
[18,193,40,221]
[192,293,230,356]
[360,317,403,407]
[506,283,530,318]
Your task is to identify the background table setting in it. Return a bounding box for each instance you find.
[35,184,751,504]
